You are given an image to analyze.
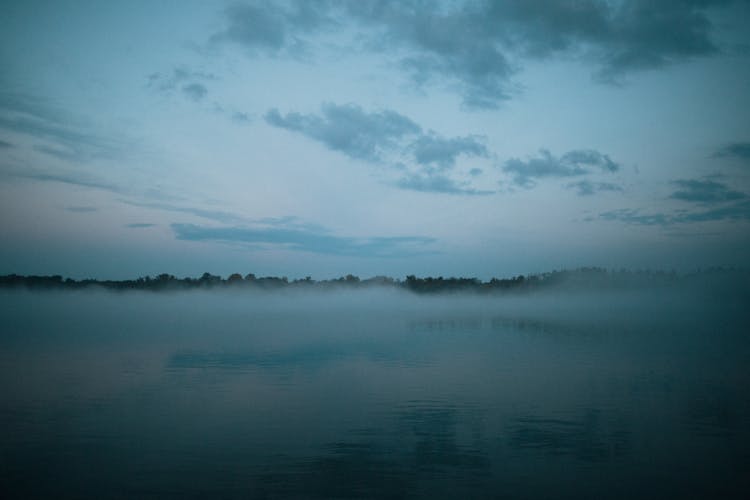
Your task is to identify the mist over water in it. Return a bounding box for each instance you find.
[1,283,749,499]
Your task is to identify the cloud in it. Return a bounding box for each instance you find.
[0,139,12,148]
[599,208,671,227]
[0,91,126,162]
[265,103,421,162]
[126,223,156,228]
[712,142,750,162]
[344,1,518,108]
[182,83,208,101]
[395,173,493,195]
[410,133,488,169]
[567,180,623,196]
[352,0,732,98]
[147,66,216,92]
[585,0,724,81]
[669,177,746,204]
[213,1,735,108]
[10,170,123,193]
[118,199,246,224]
[65,206,98,213]
[601,199,750,227]
[120,201,336,232]
[148,66,217,103]
[265,102,495,195]
[211,1,334,56]
[231,111,252,123]
[171,223,436,258]
[503,148,620,187]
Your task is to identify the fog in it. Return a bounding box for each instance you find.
[1,280,749,498]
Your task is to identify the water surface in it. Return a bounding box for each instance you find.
[1,287,748,498]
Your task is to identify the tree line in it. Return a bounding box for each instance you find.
[1,267,741,294]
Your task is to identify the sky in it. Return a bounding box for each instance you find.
[1,0,749,280]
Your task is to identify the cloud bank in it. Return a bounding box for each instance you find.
[213,0,735,108]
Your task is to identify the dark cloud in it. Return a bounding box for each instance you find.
[669,177,746,204]
[65,206,98,213]
[171,223,435,257]
[0,138,12,148]
[354,0,733,99]
[182,83,208,101]
[395,173,493,195]
[601,199,750,227]
[349,0,517,108]
[503,149,620,187]
[567,180,623,196]
[126,223,156,228]
[265,103,421,162]
[0,91,125,162]
[214,1,736,108]
[410,133,488,169]
[586,0,724,81]
[469,167,482,177]
[678,199,750,223]
[712,142,750,162]
[33,144,87,162]
[211,1,334,56]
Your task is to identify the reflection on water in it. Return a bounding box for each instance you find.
[1,288,749,498]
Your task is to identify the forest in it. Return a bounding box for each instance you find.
[1,267,745,294]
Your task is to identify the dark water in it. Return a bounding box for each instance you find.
[1,287,749,499]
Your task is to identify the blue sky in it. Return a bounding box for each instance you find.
[1,0,749,279]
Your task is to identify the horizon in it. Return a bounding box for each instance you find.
[3,265,746,290]
[2,1,750,279]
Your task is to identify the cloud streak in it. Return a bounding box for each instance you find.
[395,173,493,196]
[669,178,745,204]
[171,223,436,258]
[118,199,247,224]
[65,206,98,213]
[0,91,126,162]
[601,199,750,227]
[10,170,123,193]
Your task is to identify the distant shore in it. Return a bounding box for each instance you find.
[2,267,747,295]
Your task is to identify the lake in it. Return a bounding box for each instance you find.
[1,286,749,498]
